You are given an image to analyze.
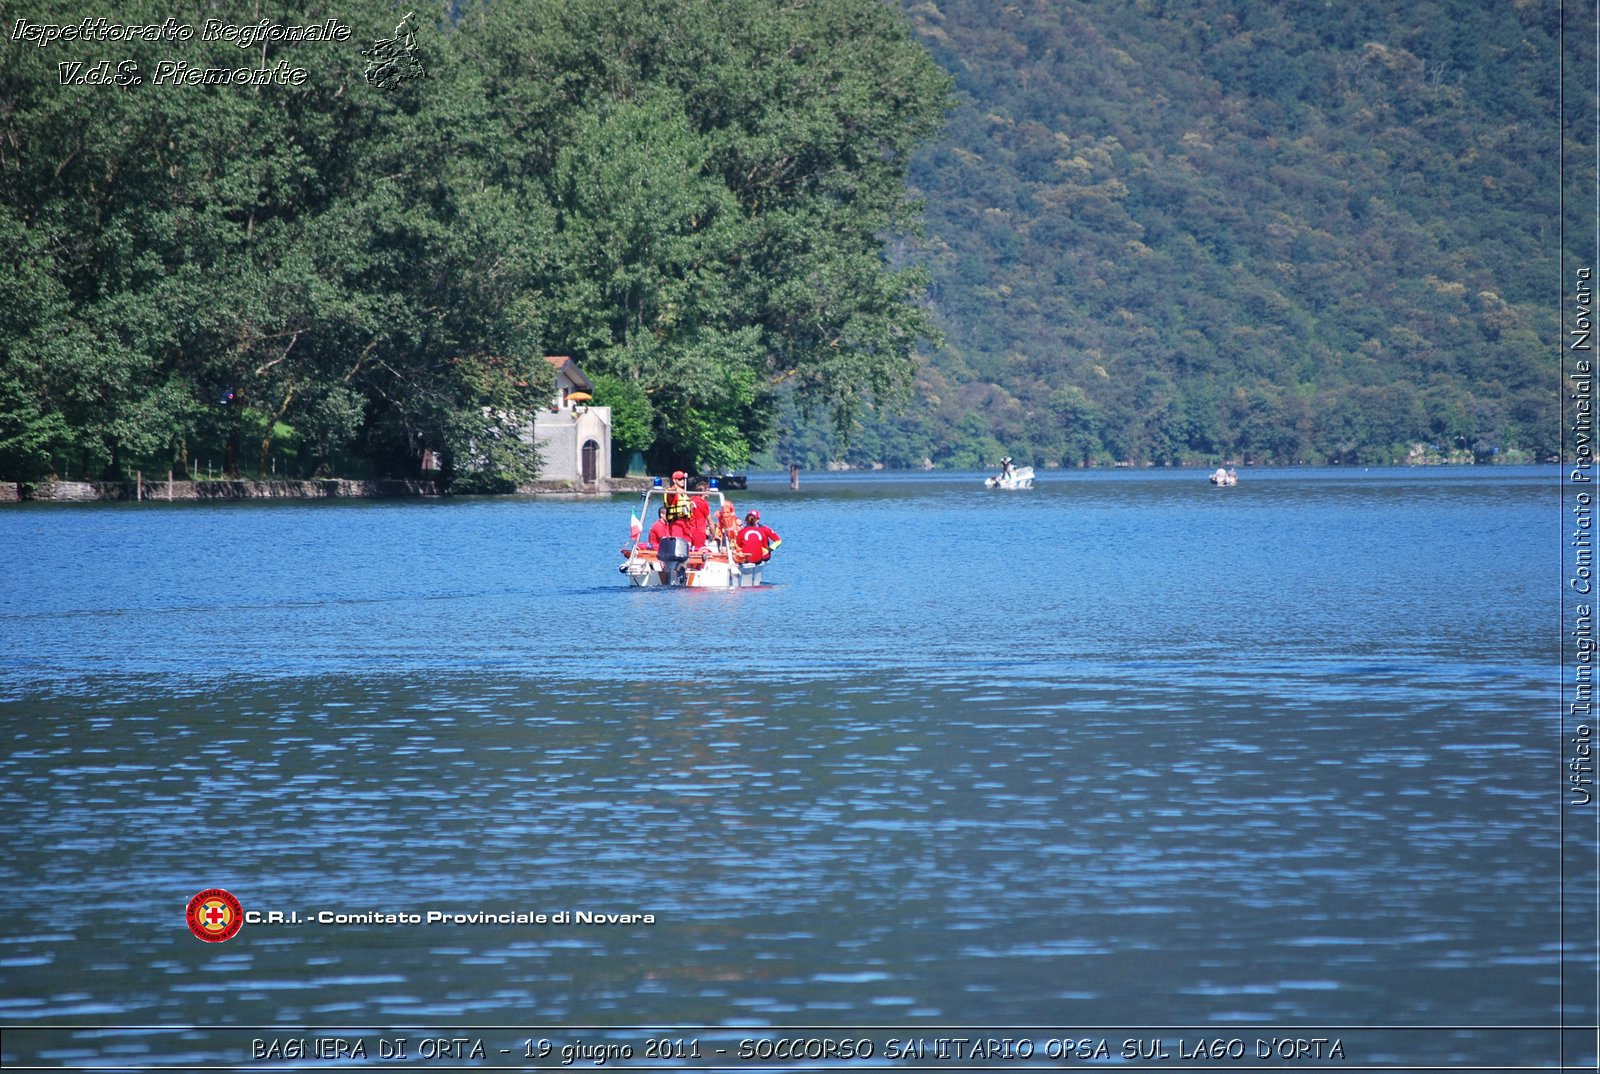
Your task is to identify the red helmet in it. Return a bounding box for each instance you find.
[745,510,760,522]
[671,470,686,481]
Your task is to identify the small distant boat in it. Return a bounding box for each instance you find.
[1209,467,1239,487]
[985,465,1034,490]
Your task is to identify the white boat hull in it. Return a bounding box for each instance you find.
[622,551,765,588]
[985,466,1034,490]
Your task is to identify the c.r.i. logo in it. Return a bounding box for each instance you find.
[186,888,243,943]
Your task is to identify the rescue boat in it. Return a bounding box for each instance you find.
[619,479,768,588]
[985,465,1034,490]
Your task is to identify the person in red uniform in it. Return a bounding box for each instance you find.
[712,499,739,548]
[640,507,670,549]
[689,488,711,548]
[736,510,782,563]
[663,471,694,541]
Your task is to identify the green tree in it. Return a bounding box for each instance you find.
[0,0,949,484]
[589,373,655,476]
[459,0,951,472]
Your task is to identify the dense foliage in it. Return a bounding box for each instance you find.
[0,0,948,483]
[774,0,1561,469]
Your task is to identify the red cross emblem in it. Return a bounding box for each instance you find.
[186,889,243,943]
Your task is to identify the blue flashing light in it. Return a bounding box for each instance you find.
[652,476,664,488]
[708,478,719,490]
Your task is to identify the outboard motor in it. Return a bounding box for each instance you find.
[655,536,690,585]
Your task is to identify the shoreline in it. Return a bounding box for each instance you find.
[2,476,652,504]
[0,460,1548,505]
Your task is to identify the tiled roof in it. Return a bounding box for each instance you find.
[543,355,592,391]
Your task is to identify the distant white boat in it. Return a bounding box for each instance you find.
[985,465,1034,490]
[1209,467,1239,487]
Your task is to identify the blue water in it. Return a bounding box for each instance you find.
[0,467,1582,1069]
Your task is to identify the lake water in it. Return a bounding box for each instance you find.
[0,466,1588,1070]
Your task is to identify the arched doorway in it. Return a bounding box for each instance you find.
[581,440,598,485]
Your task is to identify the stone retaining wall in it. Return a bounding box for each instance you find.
[9,476,649,503]
[21,478,443,502]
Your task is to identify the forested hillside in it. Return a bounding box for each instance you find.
[776,0,1562,469]
[0,0,947,485]
[1,0,1567,485]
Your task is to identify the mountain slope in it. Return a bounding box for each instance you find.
[778,0,1559,468]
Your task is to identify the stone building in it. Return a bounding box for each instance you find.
[527,356,612,488]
